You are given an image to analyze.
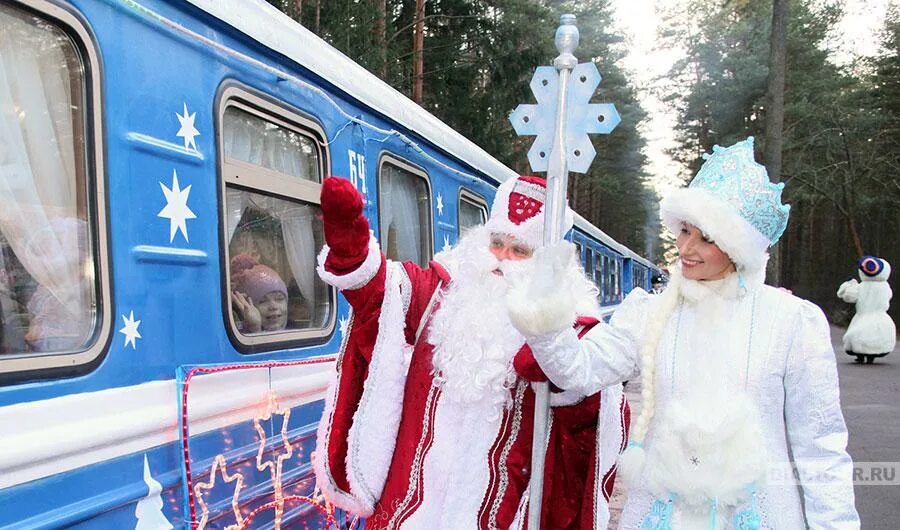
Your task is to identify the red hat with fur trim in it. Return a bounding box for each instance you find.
[483,175,574,250]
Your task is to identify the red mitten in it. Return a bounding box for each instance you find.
[320,176,371,273]
[513,344,549,382]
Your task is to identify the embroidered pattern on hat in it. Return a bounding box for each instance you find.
[508,179,546,225]
[691,137,790,247]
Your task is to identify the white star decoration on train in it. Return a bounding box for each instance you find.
[338,315,349,336]
[158,170,197,243]
[119,311,142,349]
[176,102,200,151]
[436,193,444,216]
[442,235,452,253]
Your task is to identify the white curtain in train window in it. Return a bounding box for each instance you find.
[223,107,322,311]
[381,165,426,266]
[0,9,91,351]
[223,107,316,181]
[225,189,317,314]
[458,198,486,235]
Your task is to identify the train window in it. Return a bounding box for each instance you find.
[219,89,333,347]
[602,255,610,303]
[592,251,603,295]
[458,190,487,236]
[574,242,584,269]
[378,155,432,267]
[583,248,592,281]
[0,0,110,375]
[613,259,621,300]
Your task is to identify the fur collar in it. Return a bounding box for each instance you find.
[673,265,765,304]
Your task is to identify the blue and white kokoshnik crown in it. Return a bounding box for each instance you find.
[660,137,791,273]
[690,137,790,247]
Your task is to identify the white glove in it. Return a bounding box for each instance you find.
[837,279,859,303]
[506,241,579,337]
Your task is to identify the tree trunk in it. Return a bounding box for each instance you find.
[293,0,302,21]
[764,0,788,285]
[315,0,320,33]
[374,0,387,79]
[570,173,579,209]
[412,0,426,103]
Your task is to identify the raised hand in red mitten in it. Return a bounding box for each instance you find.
[320,177,371,273]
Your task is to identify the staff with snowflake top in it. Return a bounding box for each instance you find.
[507,14,621,529]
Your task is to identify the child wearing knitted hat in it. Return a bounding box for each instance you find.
[230,253,289,333]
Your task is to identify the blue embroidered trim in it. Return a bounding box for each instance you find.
[732,484,762,530]
[640,484,761,530]
[641,496,675,530]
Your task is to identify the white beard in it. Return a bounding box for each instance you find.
[429,228,529,419]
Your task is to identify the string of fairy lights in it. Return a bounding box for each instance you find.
[180,359,337,529]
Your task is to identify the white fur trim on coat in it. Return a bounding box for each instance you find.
[314,261,413,515]
[316,233,382,291]
[313,341,375,515]
[594,386,626,530]
[660,188,771,273]
[508,386,624,530]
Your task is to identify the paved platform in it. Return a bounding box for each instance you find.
[607,325,899,528]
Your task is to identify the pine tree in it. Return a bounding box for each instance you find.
[134,456,173,530]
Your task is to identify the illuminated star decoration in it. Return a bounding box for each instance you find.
[442,235,452,253]
[436,193,444,216]
[253,392,294,530]
[158,169,197,243]
[193,454,245,530]
[119,311,142,349]
[176,102,200,151]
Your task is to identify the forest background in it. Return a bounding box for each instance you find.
[268,0,899,323]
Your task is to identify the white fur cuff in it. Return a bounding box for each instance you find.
[316,233,382,291]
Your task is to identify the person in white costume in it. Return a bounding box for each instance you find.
[837,256,896,364]
[506,138,859,529]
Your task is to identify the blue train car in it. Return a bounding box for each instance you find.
[572,222,657,318]
[0,0,659,528]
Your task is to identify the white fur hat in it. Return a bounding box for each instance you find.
[484,175,574,250]
[660,138,790,273]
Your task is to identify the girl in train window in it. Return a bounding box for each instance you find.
[219,95,333,339]
[226,196,328,333]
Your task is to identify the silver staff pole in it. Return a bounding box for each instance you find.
[510,13,620,528]
[526,14,578,530]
